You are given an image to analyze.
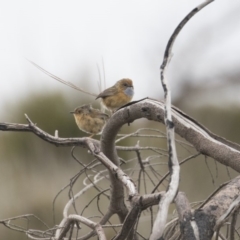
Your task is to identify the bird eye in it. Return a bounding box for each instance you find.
[123,83,128,87]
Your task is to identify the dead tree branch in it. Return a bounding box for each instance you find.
[1,99,240,173]
[2,100,240,239]
[150,1,215,238]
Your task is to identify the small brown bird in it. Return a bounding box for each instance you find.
[95,78,134,111]
[70,104,109,137]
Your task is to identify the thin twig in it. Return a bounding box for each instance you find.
[151,153,200,193]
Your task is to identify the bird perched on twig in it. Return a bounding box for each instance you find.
[70,104,109,137]
[95,78,134,112]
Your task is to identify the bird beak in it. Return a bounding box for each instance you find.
[70,111,75,114]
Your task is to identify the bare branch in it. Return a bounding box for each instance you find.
[56,214,106,240]
[63,177,105,219]
[1,99,240,172]
[175,192,199,240]
[2,98,240,239]
[215,195,240,231]
[151,153,201,193]
[196,176,240,239]
[150,1,215,238]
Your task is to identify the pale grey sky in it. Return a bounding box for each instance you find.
[0,0,240,113]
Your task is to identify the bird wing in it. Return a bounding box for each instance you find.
[89,109,109,120]
[95,86,118,99]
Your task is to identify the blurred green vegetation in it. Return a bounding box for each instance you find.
[1,89,240,239]
[0,91,96,239]
[188,105,240,143]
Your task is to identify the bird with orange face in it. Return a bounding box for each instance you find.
[70,104,109,137]
[95,78,134,112]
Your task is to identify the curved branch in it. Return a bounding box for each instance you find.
[56,214,106,240]
[101,98,240,171]
[1,99,240,239]
[151,1,215,239]
[161,0,214,70]
[1,99,240,172]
